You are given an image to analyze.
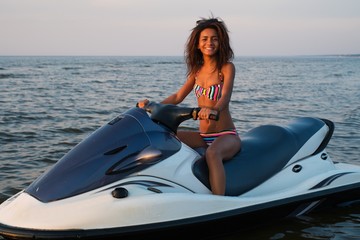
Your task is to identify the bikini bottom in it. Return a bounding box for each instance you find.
[200,129,238,146]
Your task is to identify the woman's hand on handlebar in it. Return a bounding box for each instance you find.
[198,108,219,121]
[137,99,150,108]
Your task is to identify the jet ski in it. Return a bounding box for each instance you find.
[1,102,360,240]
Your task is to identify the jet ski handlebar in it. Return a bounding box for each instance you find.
[138,101,218,133]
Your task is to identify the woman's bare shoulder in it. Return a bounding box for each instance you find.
[221,62,235,76]
[221,62,235,72]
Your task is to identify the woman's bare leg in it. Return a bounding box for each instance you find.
[177,130,241,195]
[205,135,241,195]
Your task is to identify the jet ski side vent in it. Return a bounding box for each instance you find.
[106,146,163,174]
[104,145,127,155]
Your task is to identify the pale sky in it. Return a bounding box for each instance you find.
[1,0,359,56]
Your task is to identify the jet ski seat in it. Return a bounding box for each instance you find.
[192,117,326,196]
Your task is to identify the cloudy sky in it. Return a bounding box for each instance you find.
[1,0,359,56]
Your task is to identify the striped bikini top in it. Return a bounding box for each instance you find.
[193,71,224,101]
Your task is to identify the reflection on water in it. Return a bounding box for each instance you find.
[219,202,360,239]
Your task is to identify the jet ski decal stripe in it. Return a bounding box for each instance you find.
[96,180,173,193]
[310,172,353,189]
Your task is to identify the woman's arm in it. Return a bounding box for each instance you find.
[161,74,195,105]
[138,74,195,108]
[213,62,235,112]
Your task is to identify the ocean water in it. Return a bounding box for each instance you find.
[0,55,359,239]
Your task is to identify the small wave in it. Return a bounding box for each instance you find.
[60,127,85,134]
[0,132,14,138]
[156,61,182,65]
[35,65,46,69]
[0,186,23,203]
[0,131,32,143]
[56,141,79,147]
[280,74,299,78]
[325,73,346,78]
[62,67,82,70]
[0,73,26,79]
[38,157,59,164]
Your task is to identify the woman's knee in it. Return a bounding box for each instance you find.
[205,146,222,166]
[206,145,218,157]
[206,135,241,161]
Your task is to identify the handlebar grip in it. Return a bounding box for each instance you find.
[192,108,219,121]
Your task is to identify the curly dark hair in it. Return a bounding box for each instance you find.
[185,17,234,77]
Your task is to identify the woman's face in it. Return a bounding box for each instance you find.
[198,28,219,57]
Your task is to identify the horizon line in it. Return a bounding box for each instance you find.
[1,53,359,58]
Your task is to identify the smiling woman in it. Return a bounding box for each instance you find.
[137,17,241,195]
